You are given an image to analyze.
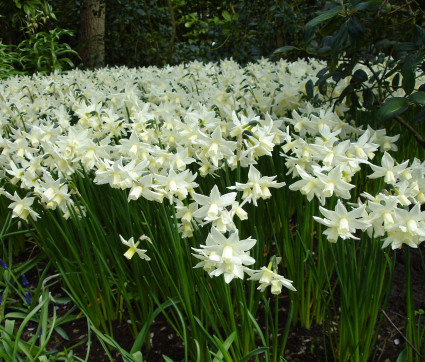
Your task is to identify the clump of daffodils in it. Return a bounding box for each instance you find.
[0,57,424,293]
[281,104,425,249]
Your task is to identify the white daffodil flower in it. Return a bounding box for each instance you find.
[192,227,256,283]
[119,235,151,261]
[368,152,409,185]
[248,263,296,294]
[229,165,285,206]
[314,200,369,242]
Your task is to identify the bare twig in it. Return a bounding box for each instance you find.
[395,115,425,149]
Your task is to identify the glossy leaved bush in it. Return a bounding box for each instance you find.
[276,0,425,147]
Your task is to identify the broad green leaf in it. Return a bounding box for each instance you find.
[332,71,343,82]
[305,79,314,99]
[377,97,408,120]
[394,42,417,52]
[222,11,231,22]
[353,1,381,11]
[316,66,331,78]
[415,24,425,45]
[318,82,327,95]
[273,45,297,54]
[409,91,425,105]
[331,22,348,51]
[338,84,353,103]
[351,69,368,86]
[351,92,360,107]
[392,73,400,88]
[319,18,339,36]
[131,351,144,362]
[306,7,342,29]
[413,108,425,123]
[363,88,374,109]
[402,68,415,95]
[347,16,364,38]
[401,53,423,73]
[396,348,407,362]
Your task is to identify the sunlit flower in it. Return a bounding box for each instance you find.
[192,185,236,221]
[314,200,369,242]
[192,227,256,283]
[229,165,285,205]
[368,152,409,185]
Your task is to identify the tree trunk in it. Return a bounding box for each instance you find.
[79,0,105,67]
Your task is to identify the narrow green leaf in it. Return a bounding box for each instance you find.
[130,298,180,354]
[221,331,236,351]
[306,7,342,29]
[54,326,70,341]
[238,347,268,362]
[212,333,234,362]
[89,321,134,359]
[377,97,408,120]
[246,309,266,346]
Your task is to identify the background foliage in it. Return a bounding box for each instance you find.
[28,0,316,67]
[0,0,77,77]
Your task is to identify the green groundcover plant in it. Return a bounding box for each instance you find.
[0,57,424,360]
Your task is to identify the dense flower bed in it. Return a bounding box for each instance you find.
[1,58,424,295]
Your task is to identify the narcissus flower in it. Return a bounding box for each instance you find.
[192,227,256,283]
[248,261,296,294]
[229,165,285,206]
[5,192,39,221]
[368,152,409,185]
[313,200,369,242]
[119,235,151,261]
[192,185,236,220]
